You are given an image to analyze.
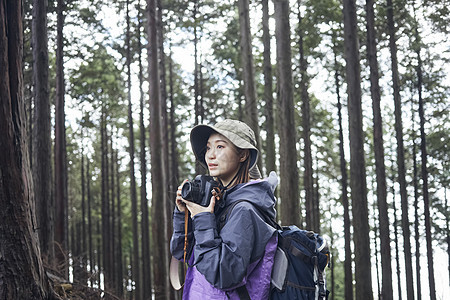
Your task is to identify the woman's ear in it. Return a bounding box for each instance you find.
[239,150,249,162]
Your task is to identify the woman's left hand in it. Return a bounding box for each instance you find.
[183,193,217,217]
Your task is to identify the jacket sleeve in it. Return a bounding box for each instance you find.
[170,208,193,261]
[192,202,265,290]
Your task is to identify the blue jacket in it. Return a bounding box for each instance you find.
[170,173,279,299]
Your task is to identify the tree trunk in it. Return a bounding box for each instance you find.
[386,1,415,298]
[147,0,170,298]
[126,2,141,298]
[333,39,353,300]
[342,0,373,298]
[54,0,68,279]
[411,104,422,300]
[138,1,152,297]
[32,0,54,266]
[297,2,317,233]
[365,0,393,298]
[238,0,262,170]
[0,1,54,297]
[416,31,436,300]
[114,148,124,297]
[273,0,300,226]
[87,159,94,287]
[391,177,403,300]
[262,0,276,175]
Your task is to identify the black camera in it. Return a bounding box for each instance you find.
[181,175,219,207]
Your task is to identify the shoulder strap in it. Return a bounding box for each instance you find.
[217,199,281,232]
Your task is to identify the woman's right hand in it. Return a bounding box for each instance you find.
[175,180,188,212]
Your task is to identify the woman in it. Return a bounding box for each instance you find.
[170,119,278,299]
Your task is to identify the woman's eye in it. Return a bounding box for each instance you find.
[217,145,224,149]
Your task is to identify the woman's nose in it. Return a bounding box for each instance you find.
[207,148,215,159]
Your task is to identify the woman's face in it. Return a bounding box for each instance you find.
[205,133,245,186]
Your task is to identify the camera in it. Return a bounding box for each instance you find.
[181,175,219,207]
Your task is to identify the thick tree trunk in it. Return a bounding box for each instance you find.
[0,1,54,298]
[238,0,262,170]
[147,0,170,298]
[365,0,393,298]
[32,0,54,266]
[342,0,373,298]
[54,0,68,279]
[262,0,276,175]
[273,0,300,226]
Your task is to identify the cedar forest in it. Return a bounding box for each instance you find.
[0,0,448,299]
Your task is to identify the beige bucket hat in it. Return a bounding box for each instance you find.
[190,119,259,174]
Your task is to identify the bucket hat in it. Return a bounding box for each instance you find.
[190,119,259,171]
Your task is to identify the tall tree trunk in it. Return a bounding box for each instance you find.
[193,0,200,126]
[54,0,68,279]
[147,0,169,298]
[138,1,152,297]
[333,40,353,300]
[110,136,118,294]
[126,2,141,299]
[81,151,87,283]
[415,29,436,300]
[342,0,373,298]
[391,176,403,300]
[114,149,124,297]
[87,159,94,287]
[238,0,262,170]
[297,1,317,233]
[273,0,300,226]
[0,1,54,297]
[411,102,422,300]
[386,1,415,298]
[32,0,54,266]
[262,0,275,175]
[365,0,393,298]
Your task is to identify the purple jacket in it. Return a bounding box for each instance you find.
[170,174,279,299]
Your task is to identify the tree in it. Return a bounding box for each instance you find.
[147,0,170,298]
[32,0,54,265]
[365,0,393,298]
[125,1,141,298]
[0,1,55,298]
[273,0,300,226]
[237,0,262,169]
[296,0,317,232]
[386,0,415,298]
[342,0,373,298]
[54,0,69,279]
[261,0,276,175]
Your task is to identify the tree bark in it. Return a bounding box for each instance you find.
[32,0,54,266]
[386,1,415,298]
[342,0,373,298]
[262,0,276,175]
[138,1,152,297]
[365,0,393,298]
[297,1,317,233]
[238,0,262,170]
[333,41,353,300]
[0,1,54,297]
[147,0,170,298]
[54,0,68,279]
[273,0,300,226]
[126,2,141,298]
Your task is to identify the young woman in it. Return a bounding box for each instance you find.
[170,119,278,299]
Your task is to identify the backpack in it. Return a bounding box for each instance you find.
[217,200,330,300]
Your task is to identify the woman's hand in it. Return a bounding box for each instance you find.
[183,194,216,217]
[175,180,188,212]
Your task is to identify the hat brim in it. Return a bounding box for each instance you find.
[190,124,258,170]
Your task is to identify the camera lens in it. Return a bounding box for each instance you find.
[181,181,193,200]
